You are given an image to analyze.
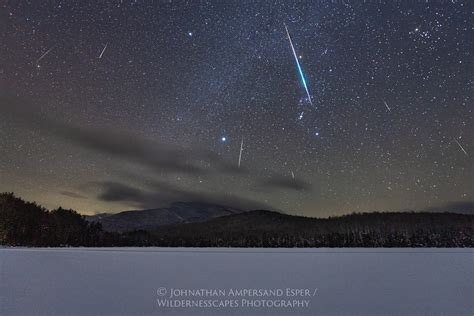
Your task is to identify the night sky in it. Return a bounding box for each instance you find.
[1,1,471,216]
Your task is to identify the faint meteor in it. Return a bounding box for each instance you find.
[382,99,391,112]
[99,43,108,59]
[36,47,54,64]
[453,138,469,157]
[238,137,244,168]
[284,24,313,105]
[291,171,295,179]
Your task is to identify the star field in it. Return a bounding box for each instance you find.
[0,1,471,216]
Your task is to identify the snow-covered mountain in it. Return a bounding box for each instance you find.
[85,202,243,232]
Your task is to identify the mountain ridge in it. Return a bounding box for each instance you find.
[85,201,244,232]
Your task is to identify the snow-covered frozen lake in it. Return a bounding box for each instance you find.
[1,248,472,315]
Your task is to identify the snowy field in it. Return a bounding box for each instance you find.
[1,248,472,316]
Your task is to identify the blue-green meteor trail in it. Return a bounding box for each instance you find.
[285,25,313,105]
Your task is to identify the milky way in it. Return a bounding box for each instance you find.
[0,1,471,216]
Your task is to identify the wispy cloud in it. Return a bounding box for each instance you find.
[92,180,273,211]
[0,95,243,176]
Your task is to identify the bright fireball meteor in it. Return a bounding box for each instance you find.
[284,24,313,105]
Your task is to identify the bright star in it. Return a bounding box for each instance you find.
[220,136,227,142]
[188,32,193,37]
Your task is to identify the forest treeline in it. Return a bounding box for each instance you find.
[0,193,472,247]
[0,193,104,246]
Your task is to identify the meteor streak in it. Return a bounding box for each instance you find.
[36,47,54,64]
[284,24,313,105]
[453,138,469,157]
[238,137,244,168]
[99,43,108,59]
[382,99,391,112]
